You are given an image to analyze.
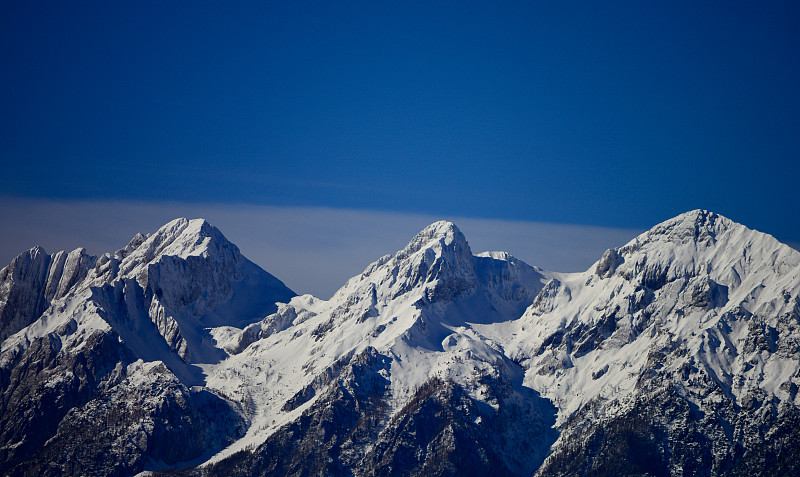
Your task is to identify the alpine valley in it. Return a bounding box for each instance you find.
[1,210,799,476]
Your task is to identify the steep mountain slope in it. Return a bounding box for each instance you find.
[2,210,799,476]
[0,246,94,341]
[479,210,800,475]
[0,219,294,476]
[202,221,556,476]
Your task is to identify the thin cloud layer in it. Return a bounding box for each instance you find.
[3,198,650,299]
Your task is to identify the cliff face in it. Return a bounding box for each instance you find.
[0,219,294,476]
[0,246,94,341]
[2,211,800,476]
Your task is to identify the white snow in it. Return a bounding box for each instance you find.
[4,210,800,471]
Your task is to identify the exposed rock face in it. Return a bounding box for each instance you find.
[0,218,294,476]
[500,210,800,475]
[198,220,553,475]
[13,361,245,477]
[202,347,555,477]
[0,329,127,473]
[0,246,93,341]
[2,210,800,476]
[535,383,800,477]
[90,218,296,362]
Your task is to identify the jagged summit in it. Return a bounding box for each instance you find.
[0,217,301,474]
[398,220,469,256]
[205,221,552,469]
[331,220,477,308]
[617,209,795,261]
[3,211,800,476]
[624,209,732,248]
[593,209,800,291]
[118,218,233,274]
[483,210,800,475]
[113,232,147,260]
[2,216,295,367]
[0,245,94,341]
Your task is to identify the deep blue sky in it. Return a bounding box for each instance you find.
[2,2,799,243]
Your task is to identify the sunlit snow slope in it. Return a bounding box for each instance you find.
[2,210,800,477]
[0,218,294,475]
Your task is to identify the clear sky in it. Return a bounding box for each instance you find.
[2,2,800,266]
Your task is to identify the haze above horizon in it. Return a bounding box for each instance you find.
[2,2,799,246]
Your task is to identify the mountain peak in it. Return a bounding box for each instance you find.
[155,217,220,245]
[118,218,234,275]
[665,208,727,231]
[6,211,800,476]
[631,209,733,248]
[398,220,469,258]
[333,221,477,309]
[25,245,49,260]
[600,209,800,293]
[421,220,461,238]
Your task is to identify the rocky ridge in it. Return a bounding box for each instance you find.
[486,210,800,475]
[1,210,799,476]
[0,218,294,476]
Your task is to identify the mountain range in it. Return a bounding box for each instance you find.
[1,210,798,476]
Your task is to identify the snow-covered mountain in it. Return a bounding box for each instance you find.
[203,220,555,475]
[1,210,799,476]
[0,245,93,342]
[485,209,800,475]
[0,218,294,475]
